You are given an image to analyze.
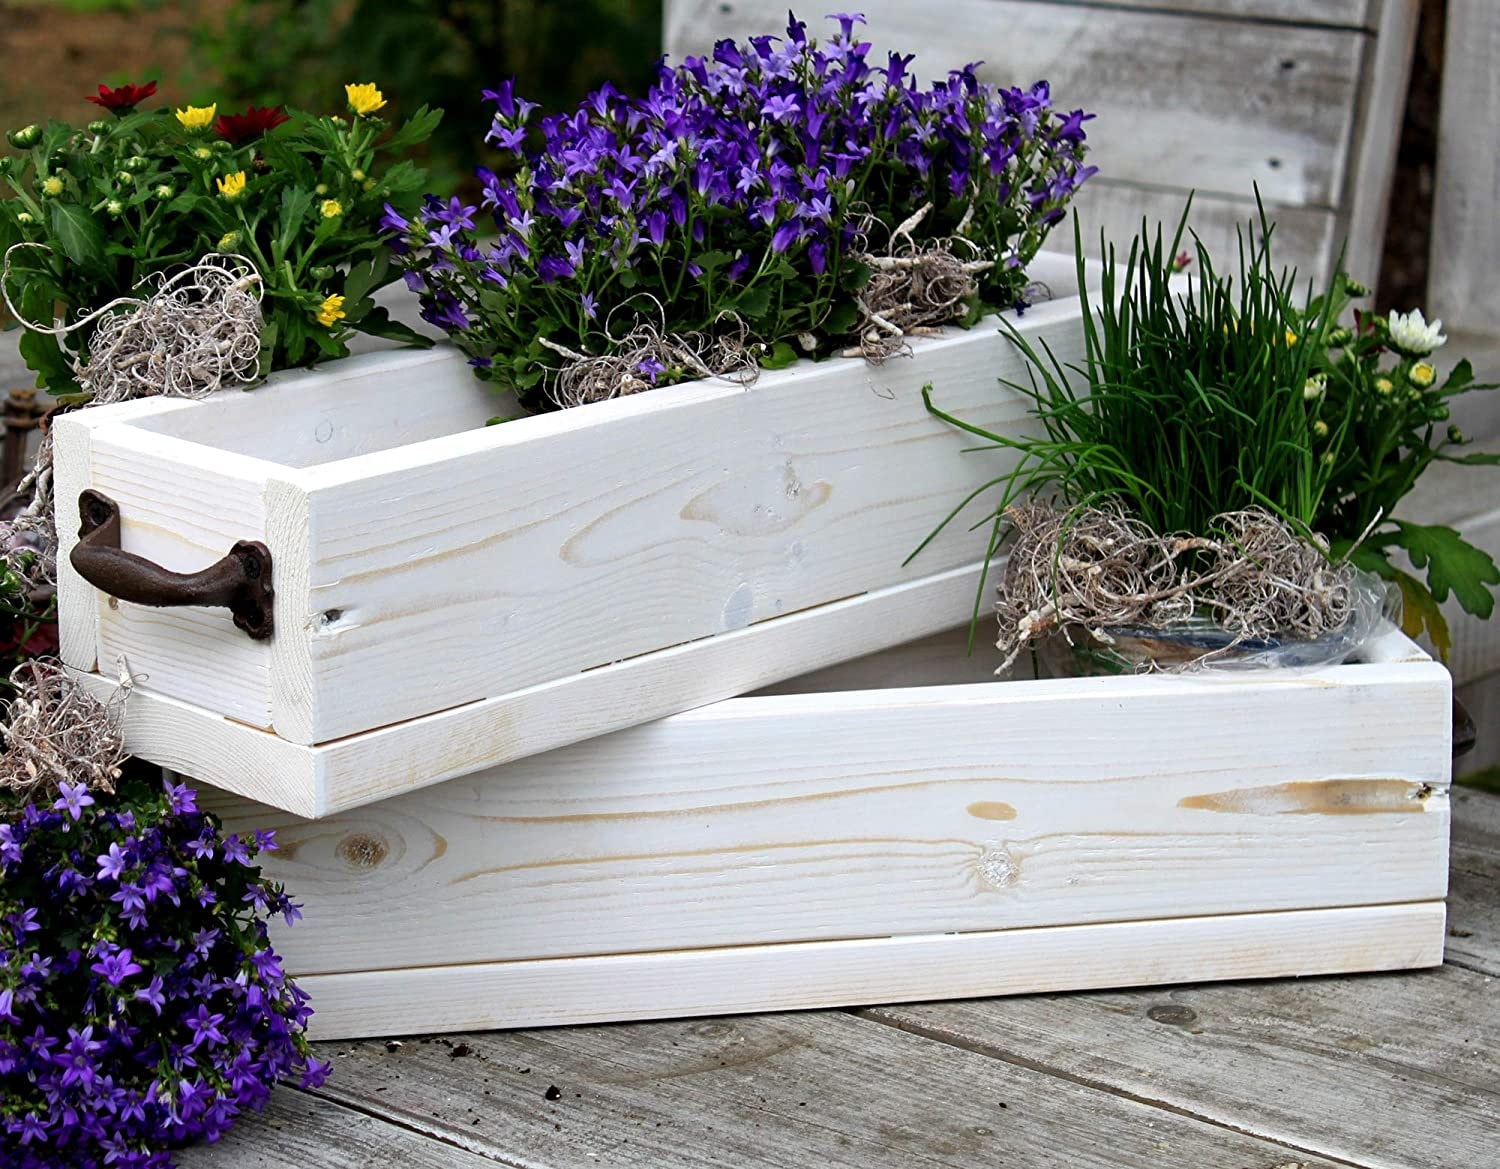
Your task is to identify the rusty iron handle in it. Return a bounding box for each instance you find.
[71,489,274,641]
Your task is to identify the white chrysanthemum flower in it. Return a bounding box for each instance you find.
[1387,308,1446,355]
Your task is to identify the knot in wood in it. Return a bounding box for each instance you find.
[336,832,390,871]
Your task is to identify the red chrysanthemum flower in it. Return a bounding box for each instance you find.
[213,106,291,145]
[85,80,158,113]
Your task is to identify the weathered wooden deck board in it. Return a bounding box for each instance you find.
[302,1010,1352,1169]
[1448,786,1500,975]
[863,964,1498,1169]
[174,1088,509,1168]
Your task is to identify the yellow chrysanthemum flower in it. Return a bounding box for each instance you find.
[345,83,387,117]
[320,199,343,219]
[315,294,346,328]
[1284,329,1299,346]
[175,103,217,131]
[39,175,64,197]
[217,171,247,199]
[1410,361,1436,389]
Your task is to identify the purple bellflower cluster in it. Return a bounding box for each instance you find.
[386,11,1096,400]
[0,774,328,1168]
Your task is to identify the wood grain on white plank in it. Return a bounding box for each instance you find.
[52,397,199,673]
[203,642,1450,974]
[61,252,1089,752]
[1429,0,1500,338]
[290,903,1444,1040]
[77,560,989,815]
[130,345,521,467]
[666,1,1365,208]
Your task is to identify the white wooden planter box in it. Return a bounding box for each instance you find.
[199,623,1452,1042]
[56,252,1093,817]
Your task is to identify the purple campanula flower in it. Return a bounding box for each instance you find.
[53,782,94,822]
[581,292,598,320]
[483,79,518,118]
[90,945,142,987]
[0,823,19,865]
[377,202,410,234]
[637,356,667,383]
[760,93,800,121]
[97,842,130,881]
[771,219,801,252]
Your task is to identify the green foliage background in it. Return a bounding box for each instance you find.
[157,0,664,194]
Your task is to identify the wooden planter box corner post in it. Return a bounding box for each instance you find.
[202,623,1452,1042]
[55,253,1095,815]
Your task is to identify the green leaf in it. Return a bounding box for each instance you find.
[1440,357,1474,396]
[350,306,432,347]
[1368,521,1500,619]
[381,104,444,153]
[759,340,800,370]
[732,284,772,322]
[47,202,106,270]
[1348,545,1452,661]
[842,259,872,291]
[693,249,734,273]
[822,299,860,337]
[18,330,79,394]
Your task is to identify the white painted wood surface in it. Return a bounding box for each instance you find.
[666,0,1418,291]
[56,253,1093,789]
[76,562,988,817]
[286,904,1444,1041]
[191,622,1451,1037]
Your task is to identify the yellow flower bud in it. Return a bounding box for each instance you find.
[40,175,64,197]
[344,83,387,117]
[175,103,217,131]
[1375,377,1394,395]
[217,171,247,199]
[350,168,365,182]
[320,199,343,219]
[315,294,346,328]
[1312,419,1329,440]
[217,231,240,250]
[1410,362,1436,389]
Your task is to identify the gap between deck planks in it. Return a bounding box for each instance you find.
[178,789,1500,1169]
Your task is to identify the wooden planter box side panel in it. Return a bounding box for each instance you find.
[293,902,1445,1040]
[288,315,1071,742]
[202,626,1451,1039]
[57,253,1092,756]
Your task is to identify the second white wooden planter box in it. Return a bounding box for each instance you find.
[199,623,1452,1042]
[58,252,1092,816]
